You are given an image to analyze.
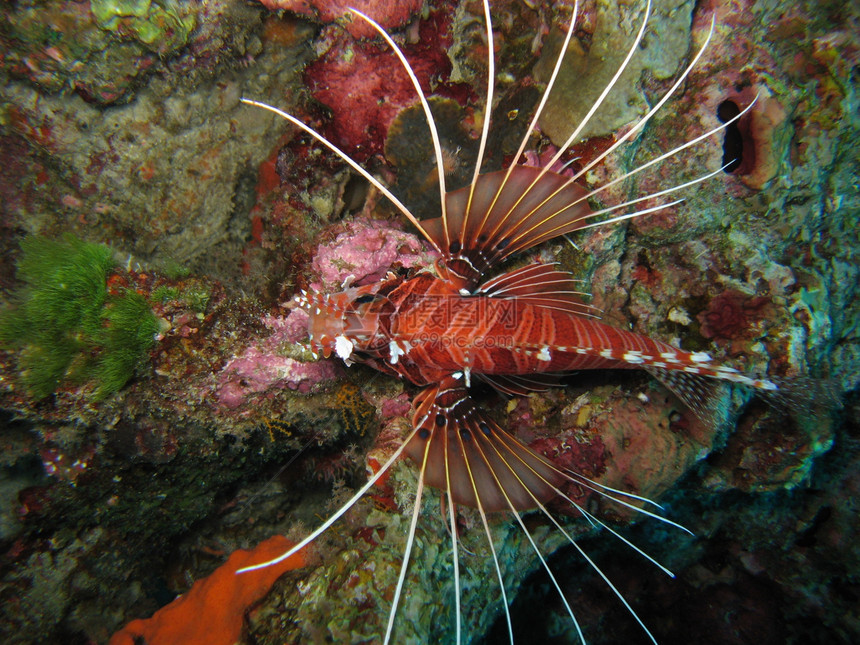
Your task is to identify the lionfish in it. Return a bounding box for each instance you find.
[238,1,771,642]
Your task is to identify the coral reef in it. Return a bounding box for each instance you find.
[309,218,438,291]
[256,0,423,39]
[0,0,308,285]
[0,0,856,644]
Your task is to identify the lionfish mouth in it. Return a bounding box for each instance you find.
[236,1,758,643]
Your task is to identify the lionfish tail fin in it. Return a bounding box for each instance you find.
[646,366,843,429]
[755,374,843,420]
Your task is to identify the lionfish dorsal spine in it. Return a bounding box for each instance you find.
[346,8,452,245]
[461,0,496,249]
[460,0,579,250]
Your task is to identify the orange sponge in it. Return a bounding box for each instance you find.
[110,536,307,645]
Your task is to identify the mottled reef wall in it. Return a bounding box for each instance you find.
[0,1,857,644]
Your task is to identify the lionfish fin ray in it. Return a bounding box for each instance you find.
[451,406,515,644]
[428,166,592,288]
[465,419,587,644]
[476,262,598,316]
[347,8,450,244]
[478,372,566,396]
[474,429,663,644]
[754,374,843,419]
[442,425,462,644]
[238,99,439,252]
[488,428,695,537]
[384,422,432,645]
[462,0,496,248]
[462,0,651,270]
[645,365,731,430]
[236,426,419,574]
[406,376,564,512]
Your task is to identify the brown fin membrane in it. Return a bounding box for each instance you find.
[406,376,564,511]
[645,366,731,430]
[423,166,592,288]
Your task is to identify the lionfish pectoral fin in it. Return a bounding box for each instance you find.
[478,372,566,396]
[476,262,600,317]
[405,376,568,642]
[406,376,565,511]
[427,166,594,289]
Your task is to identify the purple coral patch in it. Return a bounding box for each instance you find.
[216,313,338,408]
[698,290,773,341]
[310,219,438,291]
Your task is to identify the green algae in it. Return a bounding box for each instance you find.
[151,282,211,313]
[90,0,197,54]
[0,235,159,399]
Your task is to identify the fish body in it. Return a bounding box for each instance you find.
[301,265,774,391]
[295,155,779,505]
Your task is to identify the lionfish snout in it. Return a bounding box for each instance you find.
[296,285,389,363]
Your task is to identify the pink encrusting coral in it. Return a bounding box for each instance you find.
[216,310,339,407]
[217,218,437,407]
[216,216,439,408]
[310,219,439,291]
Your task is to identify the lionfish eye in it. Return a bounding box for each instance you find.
[354,294,377,305]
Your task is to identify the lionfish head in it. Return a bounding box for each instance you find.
[293,284,390,364]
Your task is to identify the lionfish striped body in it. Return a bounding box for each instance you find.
[239,1,776,642]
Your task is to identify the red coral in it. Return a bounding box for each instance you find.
[304,5,457,160]
[698,290,772,341]
[531,435,607,480]
[257,0,423,39]
[110,536,307,645]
